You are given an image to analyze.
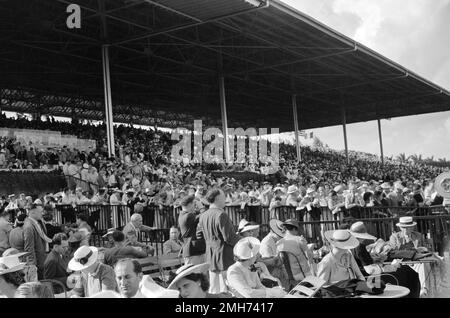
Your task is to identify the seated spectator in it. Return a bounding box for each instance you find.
[43,233,69,293]
[9,213,27,252]
[0,253,27,297]
[388,217,426,251]
[103,231,147,267]
[260,219,285,258]
[114,258,145,298]
[318,230,365,285]
[350,221,421,298]
[168,263,231,298]
[68,245,118,297]
[122,213,155,239]
[15,282,53,298]
[227,237,286,298]
[276,219,314,281]
[124,230,155,257]
[163,227,182,256]
[236,219,260,238]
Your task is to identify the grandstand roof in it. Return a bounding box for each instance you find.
[1,0,450,131]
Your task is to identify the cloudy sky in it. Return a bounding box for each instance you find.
[281,0,450,160]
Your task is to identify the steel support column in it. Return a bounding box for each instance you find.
[219,75,230,163]
[292,94,301,162]
[101,44,115,157]
[378,119,384,165]
[342,107,349,164]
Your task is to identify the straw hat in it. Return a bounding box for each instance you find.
[349,222,376,241]
[141,275,180,297]
[287,185,299,194]
[68,246,99,271]
[236,219,260,234]
[167,263,210,290]
[233,237,261,260]
[2,248,29,259]
[102,228,116,238]
[269,219,285,238]
[396,216,417,228]
[0,254,26,275]
[324,230,359,250]
[282,219,300,230]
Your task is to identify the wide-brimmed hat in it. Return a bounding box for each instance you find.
[2,248,29,259]
[287,185,299,194]
[0,254,26,275]
[324,230,359,250]
[68,246,98,271]
[269,219,285,238]
[102,228,116,238]
[233,237,261,260]
[396,216,417,228]
[282,219,300,230]
[349,222,376,241]
[236,219,260,234]
[167,263,210,290]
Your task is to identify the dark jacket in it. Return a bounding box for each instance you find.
[44,250,69,293]
[103,245,147,267]
[23,218,48,278]
[178,210,205,258]
[197,207,240,272]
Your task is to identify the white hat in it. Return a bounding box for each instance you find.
[333,185,343,192]
[68,246,99,271]
[167,263,210,290]
[82,163,89,169]
[381,182,391,189]
[273,187,284,193]
[141,275,180,297]
[349,222,377,241]
[237,219,260,234]
[0,254,26,275]
[396,216,417,228]
[233,237,261,260]
[306,188,315,195]
[402,188,411,194]
[287,185,299,194]
[324,230,359,250]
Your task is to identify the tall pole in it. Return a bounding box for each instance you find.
[102,44,115,157]
[378,119,384,165]
[342,107,349,164]
[219,75,230,164]
[292,94,301,162]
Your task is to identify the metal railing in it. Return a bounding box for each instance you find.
[39,204,449,255]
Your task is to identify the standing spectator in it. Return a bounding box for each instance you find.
[23,201,52,279]
[9,214,27,252]
[0,211,12,256]
[178,195,205,266]
[197,188,240,294]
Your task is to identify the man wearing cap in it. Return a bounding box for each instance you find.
[178,195,206,266]
[197,188,240,294]
[69,245,118,297]
[23,201,52,279]
[43,233,70,293]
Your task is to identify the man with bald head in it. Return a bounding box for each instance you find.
[122,213,156,241]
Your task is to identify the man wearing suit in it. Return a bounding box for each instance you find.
[197,188,240,294]
[44,233,69,293]
[122,213,155,242]
[23,201,52,279]
[178,195,205,266]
